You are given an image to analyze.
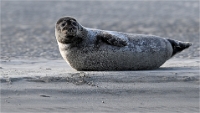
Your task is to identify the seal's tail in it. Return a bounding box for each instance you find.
[167,39,192,57]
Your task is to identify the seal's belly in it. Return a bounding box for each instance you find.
[65,38,173,71]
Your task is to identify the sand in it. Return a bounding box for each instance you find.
[0,58,199,112]
[1,1,199,113]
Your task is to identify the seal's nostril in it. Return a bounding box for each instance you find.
[68,27,74,32]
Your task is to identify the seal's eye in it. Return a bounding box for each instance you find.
[72,21,77,26]
[61,23,66,27]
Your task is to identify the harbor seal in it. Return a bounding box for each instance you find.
[55,16,192,71]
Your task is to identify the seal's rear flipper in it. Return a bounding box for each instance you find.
[167,39,192,57]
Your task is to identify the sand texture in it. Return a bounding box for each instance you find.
[1,1,199,113]
[1,58,199,112]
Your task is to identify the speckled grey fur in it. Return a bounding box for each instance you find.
[55,17,192,71]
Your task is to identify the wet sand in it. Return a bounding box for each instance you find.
[0,58,199,112]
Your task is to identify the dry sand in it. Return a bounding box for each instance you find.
[1,1,200,113]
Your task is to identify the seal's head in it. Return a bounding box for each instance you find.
[55,17,83,44]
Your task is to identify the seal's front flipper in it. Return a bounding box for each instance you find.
[167,39,192,57]
[96,32,127,47]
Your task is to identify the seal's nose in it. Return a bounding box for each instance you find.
[68,27,73,32]
[68,27,77,33]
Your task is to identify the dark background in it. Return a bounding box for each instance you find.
[1,1,199,59]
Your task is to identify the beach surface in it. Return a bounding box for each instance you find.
[1,58,200,112]
[1,1,199,113]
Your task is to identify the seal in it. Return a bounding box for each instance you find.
[55,16,192,71]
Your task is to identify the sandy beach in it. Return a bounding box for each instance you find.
[1,58,200,112]
[1,1,199,113]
